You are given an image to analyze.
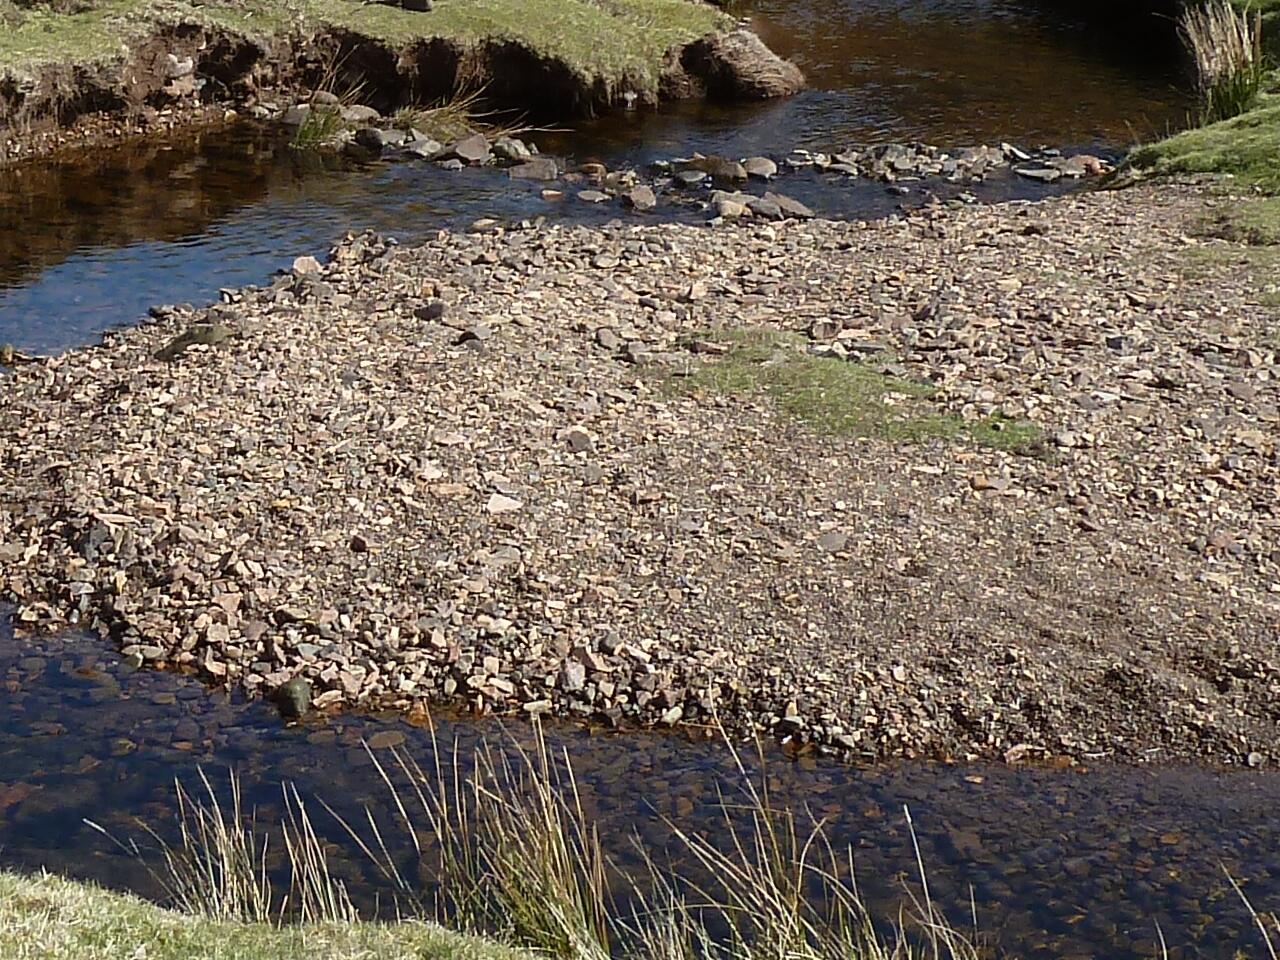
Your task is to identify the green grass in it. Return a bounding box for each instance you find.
[0,0,726,91]
[668,329,1043,453]
[0,870,530,960]
[1127,80,1280,192]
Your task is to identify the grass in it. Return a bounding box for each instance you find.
[1123,1,1279,192]
[0,870,530,960]
[1181,0,1265,124]
[0,0,726,92]
[666,329,1043,454]
[1126,84,1280,190]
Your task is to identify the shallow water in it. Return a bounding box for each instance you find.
[0,0,1190,354]
[0,122,1066,355]
[3,618,1278,959]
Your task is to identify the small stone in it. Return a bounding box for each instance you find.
[564,426,594,453]
[451,133,491,164]
[745,196,783,221]
[292,255,322,276]
[492,137,532,162]
[367,730,407,750]
[713,197,748,219]
[560,660,587,692]
[743,156,777,179]
[272,678,312,720]
[341,104,382,124]
[808,318,841,341]
[818,531,848,552]
[577,189,610,204]
[508,158,559,181]
[416,300,447,322]
[1248,751,1264,768]
[622,185,657,211]
[595,327,622,350]
[486,493,524,515]
[765,192,814,219]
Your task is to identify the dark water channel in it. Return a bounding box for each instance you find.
[4,619,1280,960]
[0,0,1191,354]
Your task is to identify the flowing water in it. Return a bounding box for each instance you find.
[3,618,1279,960]
[4,4,1264,957]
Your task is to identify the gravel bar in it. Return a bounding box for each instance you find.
[2,182,1277,766]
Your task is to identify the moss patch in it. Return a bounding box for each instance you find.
[669,328,1043,453]
[0,870,529,960]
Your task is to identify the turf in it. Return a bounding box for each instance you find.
[1127,82,1280,192]
[0,0,726,90]
[0,870,531,960]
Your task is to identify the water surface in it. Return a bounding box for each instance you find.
[2,618,1277,960]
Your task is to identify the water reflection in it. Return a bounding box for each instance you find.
[2,616,1277,960]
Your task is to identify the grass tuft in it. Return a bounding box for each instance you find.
[666,329,1043,454]
[1181,0,1266,124]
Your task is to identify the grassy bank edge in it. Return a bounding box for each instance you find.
[1125,80,1280,192]
[0,0,728,92]
[0,869,531,960]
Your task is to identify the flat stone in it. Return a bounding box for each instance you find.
[743,156,778,179]
[622,185,657,211]
[508,158,559,181]
[451,133,492,165]
[765,192,815,219]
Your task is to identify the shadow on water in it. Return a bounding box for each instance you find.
[2,614,1278,960]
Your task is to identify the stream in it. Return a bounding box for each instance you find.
[0,0,1189,354]
[3,617,1279,960]
[4,2,1271,957]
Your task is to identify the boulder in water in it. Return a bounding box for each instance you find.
[677,30,805,101]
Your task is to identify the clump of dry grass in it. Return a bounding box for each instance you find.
[86,769,357,925]
[389,87,533,143]
[1180,1,1266,123]
[329,722,980,960]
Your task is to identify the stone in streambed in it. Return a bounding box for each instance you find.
[272,677,312,720]
[492,137,533,162]
[622,185,657,211]
[508,158,559,181]
[743,156,777,179]
[765,191,814,219]
[451,133,492,165]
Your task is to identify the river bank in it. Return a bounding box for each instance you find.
[1,179,1276,766]
[0,0,814,164]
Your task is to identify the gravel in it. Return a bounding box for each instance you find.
[1,182,1276,766]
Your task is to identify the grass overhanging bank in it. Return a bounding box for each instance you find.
[1125,0,1279,191]
[0,0,806,160]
